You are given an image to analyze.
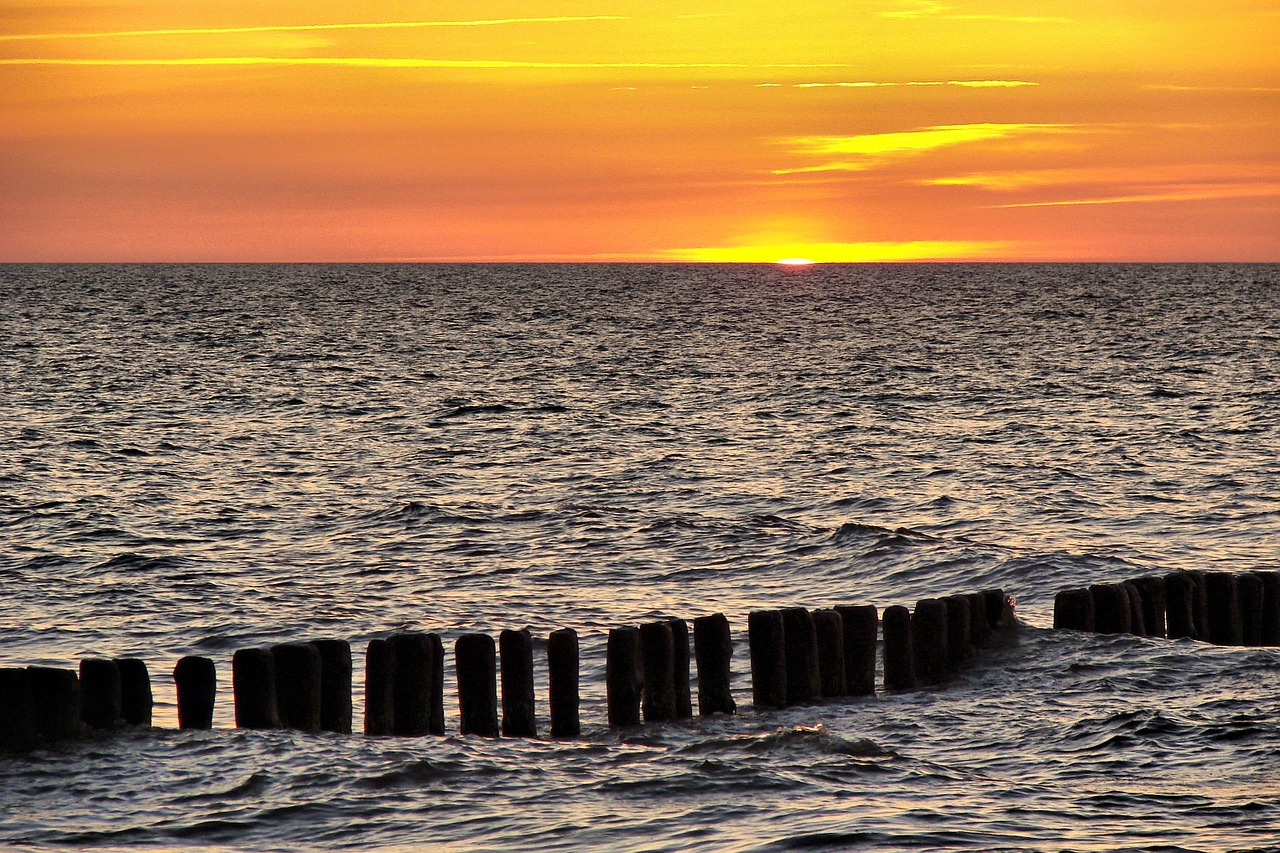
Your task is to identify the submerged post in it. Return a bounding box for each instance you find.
[835,604,877,697]
[547,628,581,737]
[882,605,915,691]
[747,610,787,709]
[812,609,846,698]
[640,621,677,723]
[606,626,643,727]
[692,613,735,716]
[456,633,499,737]
[0,668,36,751]
[499,628,536,738]
[174,655,216,730]
[232,648,279,730]
[964,593,990,647]
[79,658,122,730]
[116,658,153,727]
[312,639,353,735]
[943,596,972,668]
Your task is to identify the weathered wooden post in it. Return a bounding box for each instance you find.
[174,655,216,730]
[312,639,352,735]
[499,628,536,737]
[427,633,445,735]
[835,604,877,696]
[1054,588,1095,632]
[640,621,676,723]
[667,618,693,719]
[1164,572,1197,639]
[781,607,820,706]
[364,639,396,736]
[692,613,735,715]
[1204,572,1242,646]
[1089,583,1131,635]
[232,648,279,729]
[388,632,433,736]
[0,668,35,751]
[456,633,499,737]
[882,605,915,691]
[1186,570,1210,639]
[911,599,949,685]
[271,643,322,731]
[1121,581,1147,636]
[811,609,846,698]
[964,593,990,647]
[547,628,580,737]
[606,626,643,727]
[943,596,972,668]
[1238,572,1264,646]
[1131,576,1167,638]
[29,667,81,740]
[116,658,153,727]
[982,588,1006,629]
[79,658,122,729]
[747,610,787,709]
[1259,571,1280,646]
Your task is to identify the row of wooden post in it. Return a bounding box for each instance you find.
[1053,570,1280,646]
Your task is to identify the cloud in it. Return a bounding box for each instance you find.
[0,57,851,70]
[786,79,1036,88]
[880,1,1071,23]
[0,16,629,42]
[991,183,1280,208]
[771,123,1079,174]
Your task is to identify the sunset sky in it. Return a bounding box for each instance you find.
[2,1,1277,262]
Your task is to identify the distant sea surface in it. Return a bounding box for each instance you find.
[2,263,1278,852]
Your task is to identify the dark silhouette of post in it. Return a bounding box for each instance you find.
[781,607,820,706]
[1054,588,1095,632]
[911,599,948,685]
[29,667,80,740]
[1259,571,1280,646]
[1131,576,1167,638]
[1121,581,1146,636]
[981,589,1006,630]
[174,655,216,730]
[79,658,122,729]
[499,628,536,737]
[606,627,643,727]
[667,618,693,719]
[427,633,445,735]
[456,633,499,737]
[964,593,990,647]
[312,639,352,735]
[547,628,580,737]
[1186,571,1210,639]
[811,609,846,698]
[364,639,395,736]
[389,632,433,736]
[232,648,279,729]
[272,643,322,731]
[1089,583,1131,634]
[748,610,787,709]
[692,613,735,715]
[0,668,35,751]
[835,605,877,696]
[116,658,153,727]
[640,621,677,723]
[1164,572,1197,639]
[1238,573,1264,646]
[882,605,915,691]
[1204,572,1242,646]
[943,596,972,668]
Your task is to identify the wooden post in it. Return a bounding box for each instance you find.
[1259,571,1280,646]
[911,599,948,685]
[232,649,279,729]
[1164,572,1197,639]
[0,668,35,751]
[781,607,820,706]
[1238,573,1264,646]
[28,667,80,740]
[747,610,787,709]
[811,609,846,698]
[1186,570,1210,639]
[1204,572,1242,646]
[1089,583,1131,634]
[964,593,990,647]
[456,633,499,737]
[606,627,643,727]
[640,621,676,723]
[271,643,322,731]
[667,618,693,719]
[835,605,877,697]
[427,633,445,735]
[1054,588,1095,632]
[79,658,122,729]
[116,658,153,727]
[981,589,1006,629]
[311,639,352,735]
[363,639,396,736]
[1121,581,1147,636]
[882,605,915,691]
[388,632,433,736]
[943,596,972,668]
[692,613,735,715]
[174,656,216,730]
[499,628,536,737]
[1131,576,1167,638]
[547,628,580,737]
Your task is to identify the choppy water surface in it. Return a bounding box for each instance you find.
[1,263,1278,851]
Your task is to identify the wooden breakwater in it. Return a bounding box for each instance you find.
[0,589,1014,752]
[1054,570,1280,645]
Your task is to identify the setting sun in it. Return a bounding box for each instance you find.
[777,258,816,266]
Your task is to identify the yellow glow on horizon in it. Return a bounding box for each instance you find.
[663,241,1014,263]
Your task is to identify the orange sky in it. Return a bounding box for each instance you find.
[2,0,1278,262]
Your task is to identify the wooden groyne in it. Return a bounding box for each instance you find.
[1,593,1017,752]
[1054,570,1280,645]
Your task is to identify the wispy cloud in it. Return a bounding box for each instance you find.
[0,16,628,42]
[0,57,852,70]
[923,164,1280,191]
[772,123,1079,174]
[880,1,1071,23]
[1145,84,1280,93]
[992,183,1280,208]
[783,79,1036,88]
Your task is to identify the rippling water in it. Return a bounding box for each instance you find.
[2,263,1278,851]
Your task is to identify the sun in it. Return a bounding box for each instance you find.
[776,257,816,265]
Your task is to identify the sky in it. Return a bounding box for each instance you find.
[1,0,1278,262]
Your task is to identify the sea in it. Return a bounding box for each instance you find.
[1,263,1278,852]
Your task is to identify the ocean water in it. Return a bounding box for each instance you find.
[1,262,1278,852]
